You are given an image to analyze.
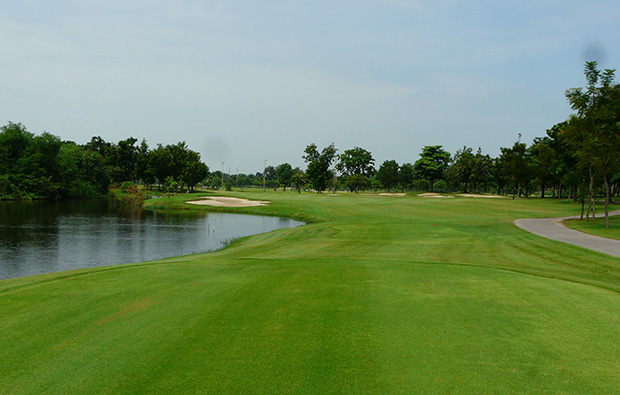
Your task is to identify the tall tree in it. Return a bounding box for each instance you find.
[264,165,277,188]
[449,146,475,193]
[413,145,450,192]
[150,144,171,187]
[336,147,375,192]
[376,160,400,191]
[149,142,195,190]
[399,163,414,192]
[470,148,494,193]
[85,136,111,157]
[0,123,64,199]
[166,141,190,185]
[546,121,580,199]
[276,163,294,191]
[565,61,620,227]
[529,137,558,198]
[25,132,62,179]
[136,139,156,189]
[180,151,209,192]
[57,143,109,198]
[499,142,532,198]
[0,122,32,175]
[291,168,306,194]
[108,137,138,184]
[302,143,337,193]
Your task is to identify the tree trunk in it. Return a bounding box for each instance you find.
[586,169,594,220]
[604,175,611,229]
[592,187,596,219]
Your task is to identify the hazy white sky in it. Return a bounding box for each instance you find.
[2,1,619,173]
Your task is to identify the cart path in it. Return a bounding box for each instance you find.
[514,210,620,258]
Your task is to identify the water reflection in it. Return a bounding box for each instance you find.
[0,200,302,280]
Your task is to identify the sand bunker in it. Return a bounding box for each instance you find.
[378,193,406,197]
[186,196,270,207]
[418,193,453,198]
[457,194,503,198]
[417,193,503,199]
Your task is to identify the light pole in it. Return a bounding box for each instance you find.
[221,162,225,189]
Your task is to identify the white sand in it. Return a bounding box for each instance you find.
[457,194,503,198]
[418,193,453,198]
[378,193,406,197]
[186,196,270,207]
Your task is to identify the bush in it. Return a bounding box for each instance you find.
[118,183,144,206]
[120,181,136,193]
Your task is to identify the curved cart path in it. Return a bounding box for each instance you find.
[514,210,620,258]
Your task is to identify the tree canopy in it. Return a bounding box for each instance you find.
[413,145,450,192]
[302,143,337,193]
[336,147,375,192]
[376,160,400,191]
[564,61,620,227]
[276,163,294,191]
[0,123,209,200]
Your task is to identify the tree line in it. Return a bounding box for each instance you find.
[0,123,208,200]
[249,62,619,224]
[3,62,618,226]
[292,120,618,204]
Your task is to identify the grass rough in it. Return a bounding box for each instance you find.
[1,191,620,394]
[564,216,620,240]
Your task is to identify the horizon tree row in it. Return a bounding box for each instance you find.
[0,123,209,200]
[285,62,620,227]
[4,63,617,223]
[220,120,618,202]
[289,131,617,201]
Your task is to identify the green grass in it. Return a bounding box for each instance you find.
[564,215,620,241]
[2,191,620,394]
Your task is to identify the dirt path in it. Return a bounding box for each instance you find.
[514,210,620,258]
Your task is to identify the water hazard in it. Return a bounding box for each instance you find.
[0,199,303,280]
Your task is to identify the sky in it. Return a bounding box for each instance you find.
[2,1,619,174]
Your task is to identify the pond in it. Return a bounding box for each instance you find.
[0,199,303,280]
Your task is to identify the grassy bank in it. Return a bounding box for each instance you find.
[565,215,620,240]
[2,192,620,394]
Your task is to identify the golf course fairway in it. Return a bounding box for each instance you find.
[1,192,620,394]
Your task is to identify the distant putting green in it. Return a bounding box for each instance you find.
[2,192,620,394]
